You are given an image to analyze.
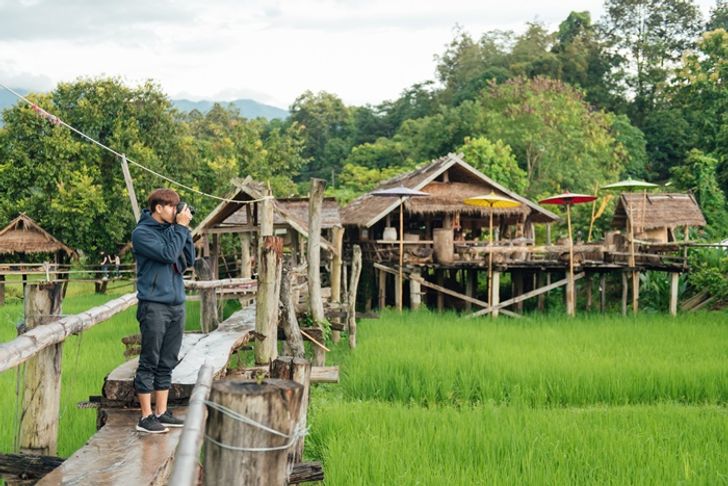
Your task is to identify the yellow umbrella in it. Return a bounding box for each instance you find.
[464,192,521,313]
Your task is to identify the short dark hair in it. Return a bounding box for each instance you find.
[147,188,180,212]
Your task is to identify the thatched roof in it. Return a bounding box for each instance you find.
[0,213,77,257]
[341,153,559,227]
[612,193,706,230]
[191,177,341,251]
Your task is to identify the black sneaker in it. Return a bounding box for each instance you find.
[136,414,168,434]
[156,410,185,428]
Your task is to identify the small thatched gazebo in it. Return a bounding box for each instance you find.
[0,213,77,260]
[611,193,706,243]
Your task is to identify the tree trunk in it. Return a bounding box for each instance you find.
[307,178,326,327]
[204,379,303,486]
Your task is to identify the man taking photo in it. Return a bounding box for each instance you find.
[132,188,195,433]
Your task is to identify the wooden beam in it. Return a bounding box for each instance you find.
[470,272,586,318]
[373,263,519,318]
[183,278,256,291]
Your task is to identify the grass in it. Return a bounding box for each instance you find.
[305,309,728,485]
[0,282,240,457]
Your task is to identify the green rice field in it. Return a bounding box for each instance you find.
[306,310,728,485]
[2,285,728,484]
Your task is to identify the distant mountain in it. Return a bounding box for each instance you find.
[172,98,289,120]
[0,89,288,125]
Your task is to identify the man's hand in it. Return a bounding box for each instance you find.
[176,205,193,227]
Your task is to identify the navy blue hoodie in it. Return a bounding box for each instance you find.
[132,209,195,305]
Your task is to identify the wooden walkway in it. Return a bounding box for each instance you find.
[37,305,257,486]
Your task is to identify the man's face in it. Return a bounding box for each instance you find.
[156,203,177,224]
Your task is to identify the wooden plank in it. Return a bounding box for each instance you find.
[241,365,339,384]
[103,306,256,402]
[37,408,185,486]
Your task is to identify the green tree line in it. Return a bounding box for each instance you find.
[1,0,728,260]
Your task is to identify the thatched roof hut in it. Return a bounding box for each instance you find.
[0,213,77,258]
[611,193,706,242]
[191,177,341,251]
[612,193,706,230]
[341,153,558,228]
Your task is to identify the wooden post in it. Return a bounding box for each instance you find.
[210,234,220,280]
[195,258,219,333]
[280,263,305,358]
[464,269,474,313]
[0,274,5,306]
[669,272,679,316]
[394,271,403,310]
[621,271,628,316]
[513,271,524,314]
[348,246,362,349]
[600,273,607,313]
[19,283,63,456]
[537,272,546,312]
[491,271,500,318]
[307,179,326,328]
[256,194,280,365]
[240,233,252,279]
[330,226,344,343]
[120,154,141,222]
[632,270,640,315]
[378,269,386,309]
[585,273,593,311]
[270,357,311,465]
[204,379,303,486]
[410,269,422,310]
[436,270,445,312]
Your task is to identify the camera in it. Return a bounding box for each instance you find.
[176,201,196,216]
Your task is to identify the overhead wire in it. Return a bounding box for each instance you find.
[0,82,270,205]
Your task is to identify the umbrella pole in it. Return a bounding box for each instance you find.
[488,209,494,313]
[567,204,575,317]
[398,198,404,312]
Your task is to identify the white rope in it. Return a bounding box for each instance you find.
[0,82,269,205]
[201,399,307,453]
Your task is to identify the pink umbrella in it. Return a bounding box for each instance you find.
[540,192,597,316]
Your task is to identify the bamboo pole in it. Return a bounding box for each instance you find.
[0,292,137,373]
[169,363,214,486]
[19,283,64,456]
[398,198,404,311]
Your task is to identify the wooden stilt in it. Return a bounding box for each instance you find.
[537,272,546,312]
[330,226,344,343]
[436,270,444,312]
[347,246,362,349]
[464,269,474,313]
[600,273,607,313]
[211,234,220,280]
[378,269,386,309]
[632,270,640,315]
[410,270,422,310]
[621,272,628,316]
[491,271,500,318]
[240,233,252,279]
[669,272,679,316]
[585,273,593,311]
[513,271,524,314]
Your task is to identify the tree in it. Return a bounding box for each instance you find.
[707,0,728,30]
[457,137,527,193]
[289,90,353,180]
[600,0,703,123]
[671,149,728,236]
[475,77,626,197]
[510,22,560,79]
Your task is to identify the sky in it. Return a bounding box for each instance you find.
[0,0,719,109]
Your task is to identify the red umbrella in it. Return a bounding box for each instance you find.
[539,192,597,316]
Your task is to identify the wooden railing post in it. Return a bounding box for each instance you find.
[19,282,63,456]
[204,379,303,486]
[307,179,326,328]
[256,194,281,365]
[195,257,219,333]
[347,246,362,349]
[330,226,344,343]
[271,357,311,464]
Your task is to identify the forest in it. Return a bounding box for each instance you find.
[1,0,728,259]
